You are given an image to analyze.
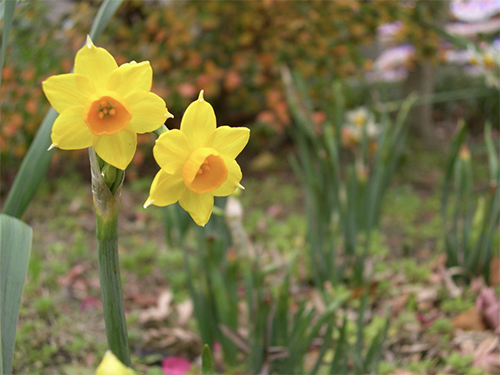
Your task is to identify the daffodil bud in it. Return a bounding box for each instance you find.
[96,351,135,375]
[89,147,123,221]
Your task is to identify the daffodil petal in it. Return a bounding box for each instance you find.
[129,92,171,134]
[180,93,216,148]
[74,40,118,91]
[92,125,136,170]
[146,170,185,207]
[207,126,250,159]
[108,61,152,102]
[212,157,242,197]
[51,106,93,149]
[179,189,214,226]
[42,74,95,113]
[153,129,192,173]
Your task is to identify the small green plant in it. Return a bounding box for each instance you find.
[283,68,417,287]
[166,194,389,374]
[445,352,474,374]
[428,317,454,335]
[441,296,474,314]
[441,122,500,283]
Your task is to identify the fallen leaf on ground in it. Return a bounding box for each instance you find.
[139,289,174,325]
[476,288,500,333]
[489,257,500,286]
[452,306,487,331]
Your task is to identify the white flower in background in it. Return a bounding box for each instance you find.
[342,107,380,149]
[467,42,500,88]
[450,0,500,23]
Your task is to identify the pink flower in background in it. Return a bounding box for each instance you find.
[162,356,191,375]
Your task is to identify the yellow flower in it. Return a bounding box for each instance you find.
[42,36,172,170]
[96,351,135,375]
[144,91,250,226]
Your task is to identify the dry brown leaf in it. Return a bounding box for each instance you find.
[143,326,201,356]
[473,335,500,373]
[452,306,487,331]
[457,331,500,373]
[139,289,173,324]
[388,370,419,375]
[176,299,193,327]
[476,288,500,333]
[489,257,500,286]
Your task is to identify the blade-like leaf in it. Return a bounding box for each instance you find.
[2,109,57,218]
[88,0,124,41]
[201,344,216,375]
[1,214,33,374]
[0,0,17,93]
[3,0,124,219]
[442,122,467,218]
[484,122,499,182]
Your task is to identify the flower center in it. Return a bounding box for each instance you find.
[354,114,366,127]
[84,94,132,136]
[182,147,228,194]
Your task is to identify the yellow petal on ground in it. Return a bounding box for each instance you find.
[92,125,137,170]
[145,170,186,207]
[74,38,118,91]
[212,157,242,197]
[207,126,250,159]
[128,92,172,134]
[51,106,93,150]
[153,130,192,173]
[96,351,135,375]
[42,74,95,113]
[107,61,152,102]
[180,91,216,149]
[179,189,214,227]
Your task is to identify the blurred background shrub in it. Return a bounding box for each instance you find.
[2,0,499,186]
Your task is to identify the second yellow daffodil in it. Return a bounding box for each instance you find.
[42,36,172,170]
[145,91,250,226]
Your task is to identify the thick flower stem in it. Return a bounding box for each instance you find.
[96,213,131,366]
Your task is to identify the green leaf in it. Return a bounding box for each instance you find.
[484,122,499,182]
[2,109,57,218]
[0,214,33,374]
[88,0,124,41]
[0,0,17,93]
[442,122,468,218]
[201,344,216,375]
[3,0,124,219]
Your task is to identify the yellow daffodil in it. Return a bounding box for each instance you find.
[144,90,250,226]
[42,35,172,170]
[96,351,135,375]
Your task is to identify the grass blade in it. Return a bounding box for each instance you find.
[484,122,498,182]
[201,344,216,375]
[2,110,57,218]
[0,0,17,93]
[3,0,123,219]
[88,0,124,40]
[0,214,33,374]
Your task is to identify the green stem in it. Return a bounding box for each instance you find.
[153,124,169,137]
[96,213,131,366]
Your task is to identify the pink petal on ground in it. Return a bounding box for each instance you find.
[162,356,191,375]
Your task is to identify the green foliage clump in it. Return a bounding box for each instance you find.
[428,317,454,335]
[440,295,474,314]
